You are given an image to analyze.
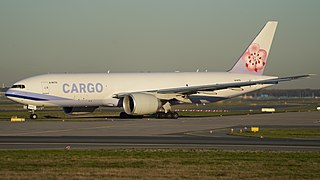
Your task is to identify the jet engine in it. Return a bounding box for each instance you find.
[123,93,162,115]
[63,106,98,115]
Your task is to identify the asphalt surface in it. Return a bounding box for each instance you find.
[0,111,319,151]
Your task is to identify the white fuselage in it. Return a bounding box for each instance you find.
[6,72,275,108]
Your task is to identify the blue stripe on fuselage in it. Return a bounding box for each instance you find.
[5,90,70,101]
[5,93,48,101]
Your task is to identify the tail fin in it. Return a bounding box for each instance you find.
[229,21,278,75]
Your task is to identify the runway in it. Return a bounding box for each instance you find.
[0,112,319,151]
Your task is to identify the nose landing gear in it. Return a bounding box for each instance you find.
[30,113,38,119]
[25,105,39,119]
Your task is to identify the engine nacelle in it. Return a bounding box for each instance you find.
[63,106,98,115]
[123,93,162,115]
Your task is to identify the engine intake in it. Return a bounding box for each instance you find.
[123,93,161,115]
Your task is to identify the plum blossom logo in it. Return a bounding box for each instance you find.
[242,43,267,72]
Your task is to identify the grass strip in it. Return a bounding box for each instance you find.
[0,149,319,179]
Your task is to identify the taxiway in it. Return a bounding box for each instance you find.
[0,112,319,151]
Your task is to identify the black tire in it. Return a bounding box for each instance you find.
[120,112,129,119]
[167,112,173,119]
[172,112,179,119]
[120,112,144,119]
[156,112,178,119]
[30,114,38,119]
[135,115,144,119]
[159,112,166,119]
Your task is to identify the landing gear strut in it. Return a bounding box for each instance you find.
[156,112,179,119]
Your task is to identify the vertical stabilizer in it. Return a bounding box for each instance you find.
[229,21,278,75]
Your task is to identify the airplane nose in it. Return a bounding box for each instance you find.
[5,88,14,100]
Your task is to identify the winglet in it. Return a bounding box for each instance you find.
[229,21,278,75]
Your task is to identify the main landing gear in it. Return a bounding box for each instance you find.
[119,112,179,119]
[155,102,179,119]
[155,112,179,119]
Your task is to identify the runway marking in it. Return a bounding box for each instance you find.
[0,122,157,136]
[0,129,75,136]
[0,143,319,151]
[0,125,123,136]
[183,128,231,138]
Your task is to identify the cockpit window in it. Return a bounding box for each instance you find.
[11,84,25,89]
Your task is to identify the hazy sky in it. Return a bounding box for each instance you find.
[0,0,319,88]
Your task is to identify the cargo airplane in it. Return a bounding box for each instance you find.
[5,21,311,119]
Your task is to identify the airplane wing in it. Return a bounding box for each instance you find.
[156,74,312,95]
[113,74,312,98]
[156,74,311,94]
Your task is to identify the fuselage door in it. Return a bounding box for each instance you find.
[41,82,49,94]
